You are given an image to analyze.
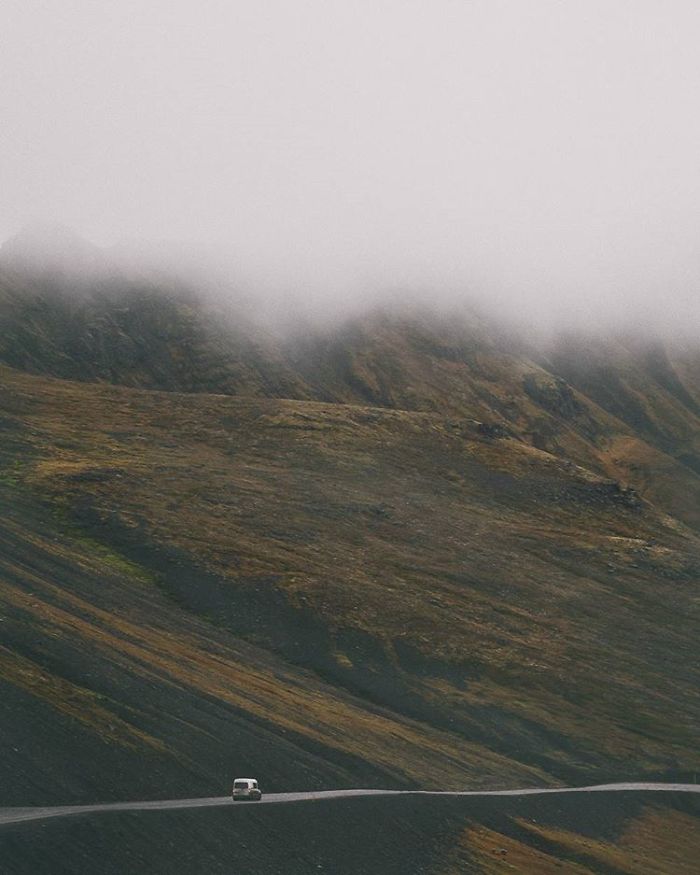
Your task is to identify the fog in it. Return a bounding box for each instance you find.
[3,0,700,336]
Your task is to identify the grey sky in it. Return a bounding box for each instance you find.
[2,1,700,330]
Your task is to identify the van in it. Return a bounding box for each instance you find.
[232,777,262,801]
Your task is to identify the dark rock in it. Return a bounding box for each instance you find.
[475,421,511,439]
[523,375,582,419]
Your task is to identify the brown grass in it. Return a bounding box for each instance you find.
[1,363,699,784]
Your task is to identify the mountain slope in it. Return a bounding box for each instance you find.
[3,247,700,532]
[288,311,700,529]
[1,364,698,804]
[1,239,699,871]
[0,269,308,398]
[2,792,699,875]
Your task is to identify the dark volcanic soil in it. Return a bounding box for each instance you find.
[1,791,699,875]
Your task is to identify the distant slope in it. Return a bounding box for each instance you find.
[2,245,700,531]
[0,267,308,398]
[287,312,700,529]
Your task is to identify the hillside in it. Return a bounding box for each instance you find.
[1,242,699,871]
[2,234,700,535]
[1,363,698,787]
[3,791,699,875]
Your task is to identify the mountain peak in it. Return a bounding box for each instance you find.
[0,222,110,279]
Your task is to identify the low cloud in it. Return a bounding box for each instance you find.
[3,1,700,339]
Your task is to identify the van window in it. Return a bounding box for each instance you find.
[234,781,249,789]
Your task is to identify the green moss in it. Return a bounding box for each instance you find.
[0,459,26,487]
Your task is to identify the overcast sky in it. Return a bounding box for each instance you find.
[2,1,700,330]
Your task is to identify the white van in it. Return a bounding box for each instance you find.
[232,777,262,801]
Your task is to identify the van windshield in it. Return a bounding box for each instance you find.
[234,782,249,789]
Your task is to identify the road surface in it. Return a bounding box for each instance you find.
[1,783,698,828]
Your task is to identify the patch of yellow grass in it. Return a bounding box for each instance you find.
[515,808,700,875]
[449,823,596,874]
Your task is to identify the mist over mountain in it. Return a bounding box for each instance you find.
[2,223,700,532]
[4,221,700,341]
[6,2,700,339]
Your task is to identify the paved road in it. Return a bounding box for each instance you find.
[1,783,698,828]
